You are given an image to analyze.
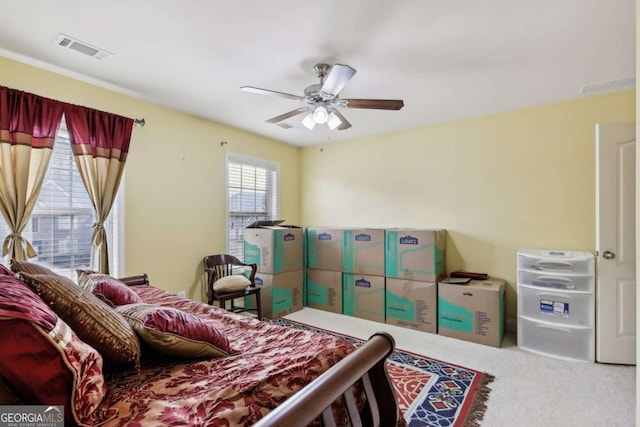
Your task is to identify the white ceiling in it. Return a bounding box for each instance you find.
[0,0,635,147]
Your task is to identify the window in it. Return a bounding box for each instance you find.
[0,117,123,277]
[226,153,278,261]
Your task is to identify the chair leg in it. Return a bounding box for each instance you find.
[255,292,262,320]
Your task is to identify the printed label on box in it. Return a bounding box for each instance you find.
[307,280,328,305]
[438,299,473,333]
[355,278,371,288]
[244,241,261,266]
[540,299,569,318]
[272,286,292,312]
[386,292,415,321]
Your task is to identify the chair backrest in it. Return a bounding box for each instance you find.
[203,254,257,287]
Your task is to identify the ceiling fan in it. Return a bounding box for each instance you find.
[240,63,404,131]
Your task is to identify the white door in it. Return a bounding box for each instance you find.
[595,122,636,365]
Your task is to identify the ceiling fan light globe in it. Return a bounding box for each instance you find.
[312,106,329,124]
[327,112,342,130]
[302,113,316,130]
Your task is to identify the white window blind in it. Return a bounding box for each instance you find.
[0,116,123,277]
[226,153,278,261]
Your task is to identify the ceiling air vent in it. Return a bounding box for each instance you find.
[54,34,111,60]
[580,76,635,95]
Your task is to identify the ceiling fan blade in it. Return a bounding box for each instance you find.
[321,64,356,96]
[331,109,352,130]
[343,99,405,110]
[265,107,312,124]
[241,86,304,102]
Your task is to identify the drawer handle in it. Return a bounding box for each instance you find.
[535,324,572,334]
[534,261,573,271]
[531,276,575,290]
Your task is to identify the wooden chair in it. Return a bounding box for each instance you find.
[203,254,262,319]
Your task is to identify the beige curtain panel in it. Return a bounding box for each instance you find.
[64,104,133,274]
[0,87,64,260]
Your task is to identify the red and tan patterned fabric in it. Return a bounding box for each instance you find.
[100,286,359,426]
[0,275,116,426]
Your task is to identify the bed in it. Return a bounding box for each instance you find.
[0,262,403,427]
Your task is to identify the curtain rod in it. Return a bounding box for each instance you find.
[134,118,146,127]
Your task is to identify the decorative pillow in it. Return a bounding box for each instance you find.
[0,275,116,426]
[213,274,251,292]
[0,263,14,277]
[116,303,238,359]
[77,269,143,307]
[19,272,141,368]
[10,259,60,276]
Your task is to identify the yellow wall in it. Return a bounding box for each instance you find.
[0,56,301,300]
[300,90,635,321]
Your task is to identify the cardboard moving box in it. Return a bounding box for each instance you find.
[305,268,343,314]
[385,278,437,333]
[306,228,344,272]
[244,220,304,274]
[385,229,446,282]
[343,274,385,323]
[342,228,385,276]
[438,278,506,347]
[246,269,304,319]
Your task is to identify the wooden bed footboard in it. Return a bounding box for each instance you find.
[254,332,400,427]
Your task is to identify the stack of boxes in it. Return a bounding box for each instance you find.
[305,228,387,322]
[384,229,446,333]
[243,221,304,319]
[305,227,445,329]
[241,222,504,348]
[342,228,386,322]
[306,228,344,314]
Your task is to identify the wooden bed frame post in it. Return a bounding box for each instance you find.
[253,332,400,427]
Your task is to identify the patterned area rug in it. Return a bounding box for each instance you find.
[274,318,495,427]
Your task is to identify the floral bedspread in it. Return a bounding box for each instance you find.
[101,286,357,426]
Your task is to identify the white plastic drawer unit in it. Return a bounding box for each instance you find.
[517,316,595,362]
[517,285,594,327]
[517,269,594,293]
[517,250,594,275]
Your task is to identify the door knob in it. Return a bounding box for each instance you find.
[602,250,616,260]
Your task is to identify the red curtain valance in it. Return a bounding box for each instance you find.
[64,104,133,161]
[0,85,134,155]
[0,87,65,147]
